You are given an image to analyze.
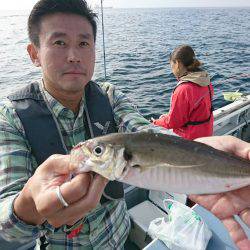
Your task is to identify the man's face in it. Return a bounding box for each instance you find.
[29,13,95,94]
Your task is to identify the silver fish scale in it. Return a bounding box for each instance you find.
[96,132,250,176]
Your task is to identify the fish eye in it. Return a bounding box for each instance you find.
[93,145,104,156]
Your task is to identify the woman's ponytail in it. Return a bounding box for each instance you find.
[186,59,202,71]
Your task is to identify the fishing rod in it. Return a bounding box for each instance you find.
[100,0,107,80]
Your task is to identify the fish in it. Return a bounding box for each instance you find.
[69,131,250,194]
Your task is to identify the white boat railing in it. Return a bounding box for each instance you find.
[213,95,250,138]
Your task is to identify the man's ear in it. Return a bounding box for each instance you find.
[27,44,41,67]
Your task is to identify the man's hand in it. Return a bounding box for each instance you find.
[14,155,107,227]
[189,136,250,250]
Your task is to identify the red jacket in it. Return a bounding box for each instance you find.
[153,82,214,140]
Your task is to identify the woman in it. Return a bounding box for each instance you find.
[153,45,214,140]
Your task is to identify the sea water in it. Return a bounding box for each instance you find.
[0,8,249,119]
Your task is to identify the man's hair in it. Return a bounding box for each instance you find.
[28,0,98,47]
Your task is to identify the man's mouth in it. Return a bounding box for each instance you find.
[64,71,85,75]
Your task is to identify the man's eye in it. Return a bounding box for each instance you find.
[54,41,65,46]
[80,41,89,47]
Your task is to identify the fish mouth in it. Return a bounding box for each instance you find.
[74,159,93,173]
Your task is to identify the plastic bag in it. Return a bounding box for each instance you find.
[148,199,212,250]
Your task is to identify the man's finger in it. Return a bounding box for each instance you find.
[239,208,250,227]
[189,194,223,211]
[59,173,92,206]
[195,136,250,160]
[36,173,92,217]
[237,239,250,250]
[38,155,72,176]
[224,137,250,160]
[222,217,249,248]
[46,175,107,227]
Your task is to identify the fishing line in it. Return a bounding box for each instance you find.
[100,0,107,80]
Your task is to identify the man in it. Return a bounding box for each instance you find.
[0,0,171,248]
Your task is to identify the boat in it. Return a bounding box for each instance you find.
[1,95,250,249]
[213,94,250,141]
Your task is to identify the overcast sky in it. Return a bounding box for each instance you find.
[0,0,249,10]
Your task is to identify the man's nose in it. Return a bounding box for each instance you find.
[67,48,81,63]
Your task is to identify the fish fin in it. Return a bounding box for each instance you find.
[132,164,148,172]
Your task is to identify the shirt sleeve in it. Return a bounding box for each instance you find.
[0,101,45,242]
[153,85,191,129]
[103,83,177,136]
